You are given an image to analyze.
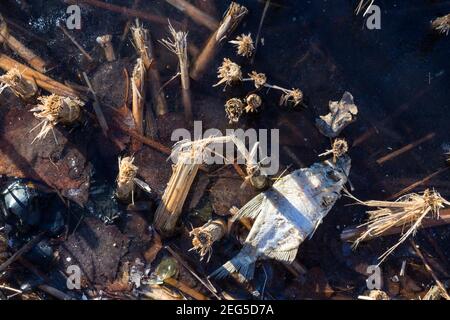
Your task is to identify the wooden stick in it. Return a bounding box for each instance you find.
[0,15,48,73]
[341,209,450,242]
[164,277,209,300]
[64,0,176,26]
[165,0,219,31]
[411,240,450,300]
[0,54,80,98]
[389,167,449,200]
[376,133,436,165]
[58,23,94,62]
[82,72,109,135]
[0,232,44,273]
[190,2,248,80]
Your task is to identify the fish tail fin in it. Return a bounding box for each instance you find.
[210,247,256,281]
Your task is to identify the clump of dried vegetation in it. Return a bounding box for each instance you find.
[432,13,450,35]
[116,156,138,201]
[0,67,37,99]
[29,94,84,143]
[319,138,349,163]
[350,189,450,263]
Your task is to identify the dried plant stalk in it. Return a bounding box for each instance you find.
[0,67,37,99]
[30,94,83,143]
[96,35,116,62]
[116,156,138,200]
[0,15,48,73]
[154,134,254,236]
[160,23,192,121]
[432,13,450,35]
[190,219,227,261]
[350,189,450,263]
[131,20,168,128]
[191,2,248,80]
[165,0,219,31]
[131,58,151,150]
[0,54,80,98]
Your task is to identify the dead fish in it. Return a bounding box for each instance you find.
[316,92,358,138]
[211,156,351,281]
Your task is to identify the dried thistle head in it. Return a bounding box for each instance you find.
[280,88,303,107]
[432,14,450,35]
[213,58,242,87]
[29,94,83,143]
[248,71,267,88]
[320,138,349,162]
[229,33,254,57]
[0,68,37,99]
[225,98,244,123]
[245,93,262,113]
[351,189,450,263]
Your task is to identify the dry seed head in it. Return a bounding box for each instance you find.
[248,71,267,88]
[216,2,249,41]
[320,138,349,162]
[280,88,303,107]
[432,14,450,35]
[213,58,242,87]
[229,33,254,57]
[30,94,83,142]
[225,98,244,123]
[245,93,262,113]
[118,156,138,185]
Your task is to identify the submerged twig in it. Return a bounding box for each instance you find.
[191,2,248,80]
[165,0,219,31]
[160,22,192,121]
[349,189,450,264]
[58,22,94,62]
[0,15,48,73]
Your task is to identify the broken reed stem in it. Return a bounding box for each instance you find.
[0,67,37,99]
[341,208,450,242]
[165,0,219,31]
[131,21,168,116]
[0,15,48,73]
[160,23,192,121]
[349,189,450,264]
[190,219,227,261]
[190,2,248,80]
[131,58,147,151]
[116,156,138,201]
[0,54,80,98]
[154,156,201,236]
[0,232,44,273]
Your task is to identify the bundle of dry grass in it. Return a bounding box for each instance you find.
[30,94,84,143]
[0,67,37,99]
[350,189,450,263]
[116,156,138,201]
[189,219,227,261]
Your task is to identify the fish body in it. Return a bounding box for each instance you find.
[211,156,351,280]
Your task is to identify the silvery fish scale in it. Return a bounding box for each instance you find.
[211,156,351,280]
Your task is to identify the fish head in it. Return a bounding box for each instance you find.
[324,155,351,187]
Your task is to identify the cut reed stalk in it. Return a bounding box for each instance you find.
[190,2,248,80]
[0,67,37,99]
[116,156,138,201]
[189,219,227,261]
[131,58,149,150]
[160,23,192,121]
